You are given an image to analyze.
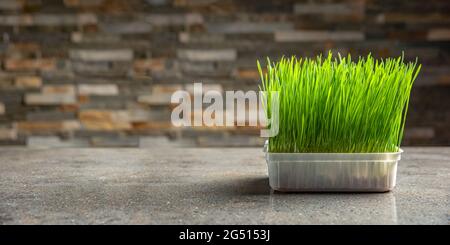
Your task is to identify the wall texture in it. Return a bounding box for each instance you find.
[0,0,449,147]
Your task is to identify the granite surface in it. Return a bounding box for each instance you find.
[0,147,448,225]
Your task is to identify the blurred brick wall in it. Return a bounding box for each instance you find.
[0,0,448,147]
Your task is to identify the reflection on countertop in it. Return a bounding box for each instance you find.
[0,147,448,224]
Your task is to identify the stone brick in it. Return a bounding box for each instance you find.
[70,60,130,76]
[0,15,32,25]
[0,79,15,90]
[173,0,216,7]
[0,92,22,104]
[133,59,165,72]
[90,136,139,147]
[64,0,103,7]
[16,120,81,134]
[132,121,172,130]
[437,75,450,85]
[152,84,183,94]
[233,68,260,80]
[61,120,82,131]
[78,95,129,110]
[4,58,56,71]
[27,136,59,147]
[78,84,119,96]
[137,84,183,106]
[232,126,262,136]
[145,13,203,26]
[99,22,153,34]
[0,0,22,10]
[71,32,121,43]
[81,121,131,131]
[206,22,293,34]
[0,14,97,26]
[177,49,237,61]
[137,94,172,105]
[405,127,435,140]
[179,127,233,140]
[27,111,76,121]
[25,85,76,105]
[144,0,168,6]
[128,108,171,122]
[25,94,77,105]
[197,135,265,147]
[36,14,98,26]
[42,85,76,95]
[7,43,40,53]
[185,84,223,95]
[69,49,133,62]
[0,127,17,140]
[178,32,224,43]
[27,136,89,148]
[79,110,131,130]
[414,66,450,86]
[294,3,364,16]
[376,13,449,24]
[403,48,440,66]
[275,31,364,42]
[427,29,450,41]
[127,108,152,122]
[79,110,128,121]
[139,136,173,147]
[71,61,111,74]
[179,61,216,75]
[60,105,79,113]
[14,76,42,89]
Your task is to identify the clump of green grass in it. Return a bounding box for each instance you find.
[258,52,421,153]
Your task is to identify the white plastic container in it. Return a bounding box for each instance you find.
[264,141,402,192]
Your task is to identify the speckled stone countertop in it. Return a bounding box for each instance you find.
[0,147,448,225]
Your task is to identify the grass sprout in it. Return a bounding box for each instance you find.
[258,51,421,153]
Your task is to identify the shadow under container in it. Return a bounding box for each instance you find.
[264,141,402,192]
